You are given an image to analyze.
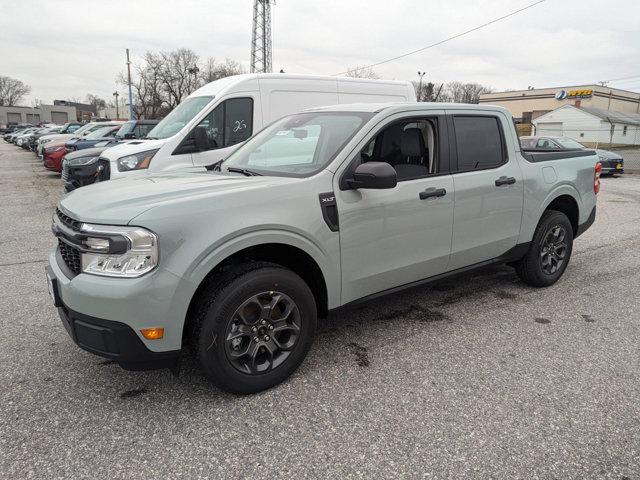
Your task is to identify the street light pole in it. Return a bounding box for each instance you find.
[417,71,426,102]
[113,91,120,119]
[126,48,135,120]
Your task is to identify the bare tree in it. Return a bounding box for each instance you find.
[200,58,245,83]
[345,66,380,79]
[443,81,493,104]
[158,48,201,109]
[0,76,31,106]
[85,94,107,110]
[412,81,436,102]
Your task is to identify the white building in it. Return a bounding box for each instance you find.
[532,105,640,147]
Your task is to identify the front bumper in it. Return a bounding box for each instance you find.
[63,159,109,192]
[47,246,194,356]
[52,279,181,370]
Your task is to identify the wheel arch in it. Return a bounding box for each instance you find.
[541,192,580,237]
[183,238,333,342]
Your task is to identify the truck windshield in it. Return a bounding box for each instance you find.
[85,126,116,139]
[146,96,214,139]
[555,137,585,149]
[115,121,135,139]
[223,111,373,177]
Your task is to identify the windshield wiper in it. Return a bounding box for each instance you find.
[226,167,262,176]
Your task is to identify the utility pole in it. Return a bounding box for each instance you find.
[126,48,135,120]
[434,83,444,102]
[113,91,119,119]
[250,0,273,73]
[417,71,426,101]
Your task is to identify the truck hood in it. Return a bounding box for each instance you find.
[99,138,168,160]
[40,133,78,143]
[59,171,297,224]
[64,146,108,160]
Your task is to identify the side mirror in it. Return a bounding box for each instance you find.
[123,132,136,139]
[193,126,210,151]
[347,161,397,189]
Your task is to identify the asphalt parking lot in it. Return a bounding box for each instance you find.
[1,142,639,479]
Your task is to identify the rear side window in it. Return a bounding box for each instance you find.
[453,116,505,171]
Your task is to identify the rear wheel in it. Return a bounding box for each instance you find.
[190,262,317,394]
[515,210,574,287]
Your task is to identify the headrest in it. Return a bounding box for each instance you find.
[400,128,425,157]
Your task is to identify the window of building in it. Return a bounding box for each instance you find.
[623,125,628,136]
[453,116,505,172]
[359,118,438,181]
[195,97,253,151]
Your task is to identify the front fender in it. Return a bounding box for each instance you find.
[183,227,340,310]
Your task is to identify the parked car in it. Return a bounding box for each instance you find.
[520,135,624,175]
[26,126,62,151]
[47,103,600,394]
[96,73,416,182]
[65,125,121,151]
[1,123,32,136]
[43,141,68,172]
[37,121,123,156]
[11,128,38,145]
[61,121,159,192]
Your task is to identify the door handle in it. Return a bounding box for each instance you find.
[419,187,447,200]
[495,176,516,186]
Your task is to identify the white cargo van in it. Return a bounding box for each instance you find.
[99,73,416,179]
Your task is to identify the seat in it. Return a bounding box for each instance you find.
[394,128,429,180]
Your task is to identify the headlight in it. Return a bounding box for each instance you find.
[117,149,159,172]
[41,138,52,145]
[65,156,99,167]
[79,223,158,277]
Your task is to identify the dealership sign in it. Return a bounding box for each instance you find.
[555,89,593,100]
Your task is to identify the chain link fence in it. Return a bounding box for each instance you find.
[614,148,640,172]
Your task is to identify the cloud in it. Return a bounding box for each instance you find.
[0,0,638,104]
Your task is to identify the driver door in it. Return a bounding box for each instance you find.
[335,112,455,304]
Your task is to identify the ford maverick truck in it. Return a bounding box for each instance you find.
[47,103,600,394]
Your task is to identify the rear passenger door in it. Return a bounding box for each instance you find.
[447,111,524,270]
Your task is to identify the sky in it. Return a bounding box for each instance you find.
[1,0,639,105]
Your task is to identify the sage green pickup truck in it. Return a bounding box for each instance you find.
[47,103,600,393]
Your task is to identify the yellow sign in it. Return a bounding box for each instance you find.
[556,89,593,100]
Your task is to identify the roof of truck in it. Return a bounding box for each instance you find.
[305,102,512,115]
[190,73,413,97]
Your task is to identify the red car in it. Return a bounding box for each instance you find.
[43,142,67,173]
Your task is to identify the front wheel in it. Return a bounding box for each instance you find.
[190,262,317,394]
[515,210,574,287]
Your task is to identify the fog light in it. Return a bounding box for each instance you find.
[140,328,164,340]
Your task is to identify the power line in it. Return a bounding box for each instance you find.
[334,0,546,76]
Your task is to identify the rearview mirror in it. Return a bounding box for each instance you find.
[193,126,210,151]
[347,161,397,189]
[123,132,136,139]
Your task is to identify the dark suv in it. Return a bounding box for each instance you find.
[61,119,158,192]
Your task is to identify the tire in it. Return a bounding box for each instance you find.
[515,210,574,287]
[190,262,317,394]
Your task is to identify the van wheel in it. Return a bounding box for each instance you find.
[515,210,574,287]
[190,262,317,394]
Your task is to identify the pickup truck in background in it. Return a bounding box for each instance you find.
[47,103,600,394]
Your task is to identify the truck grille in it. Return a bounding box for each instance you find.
[56,208,83,230]
[61,161,69,182]
[55,209,83,275]
[58,239,82,275]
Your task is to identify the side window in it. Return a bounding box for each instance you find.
[224,98,253,146]
[536,138,557,149]
[135,124,154,138]
[194,97,253,151]
[453,116,505,171]
[360,118,438,181]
